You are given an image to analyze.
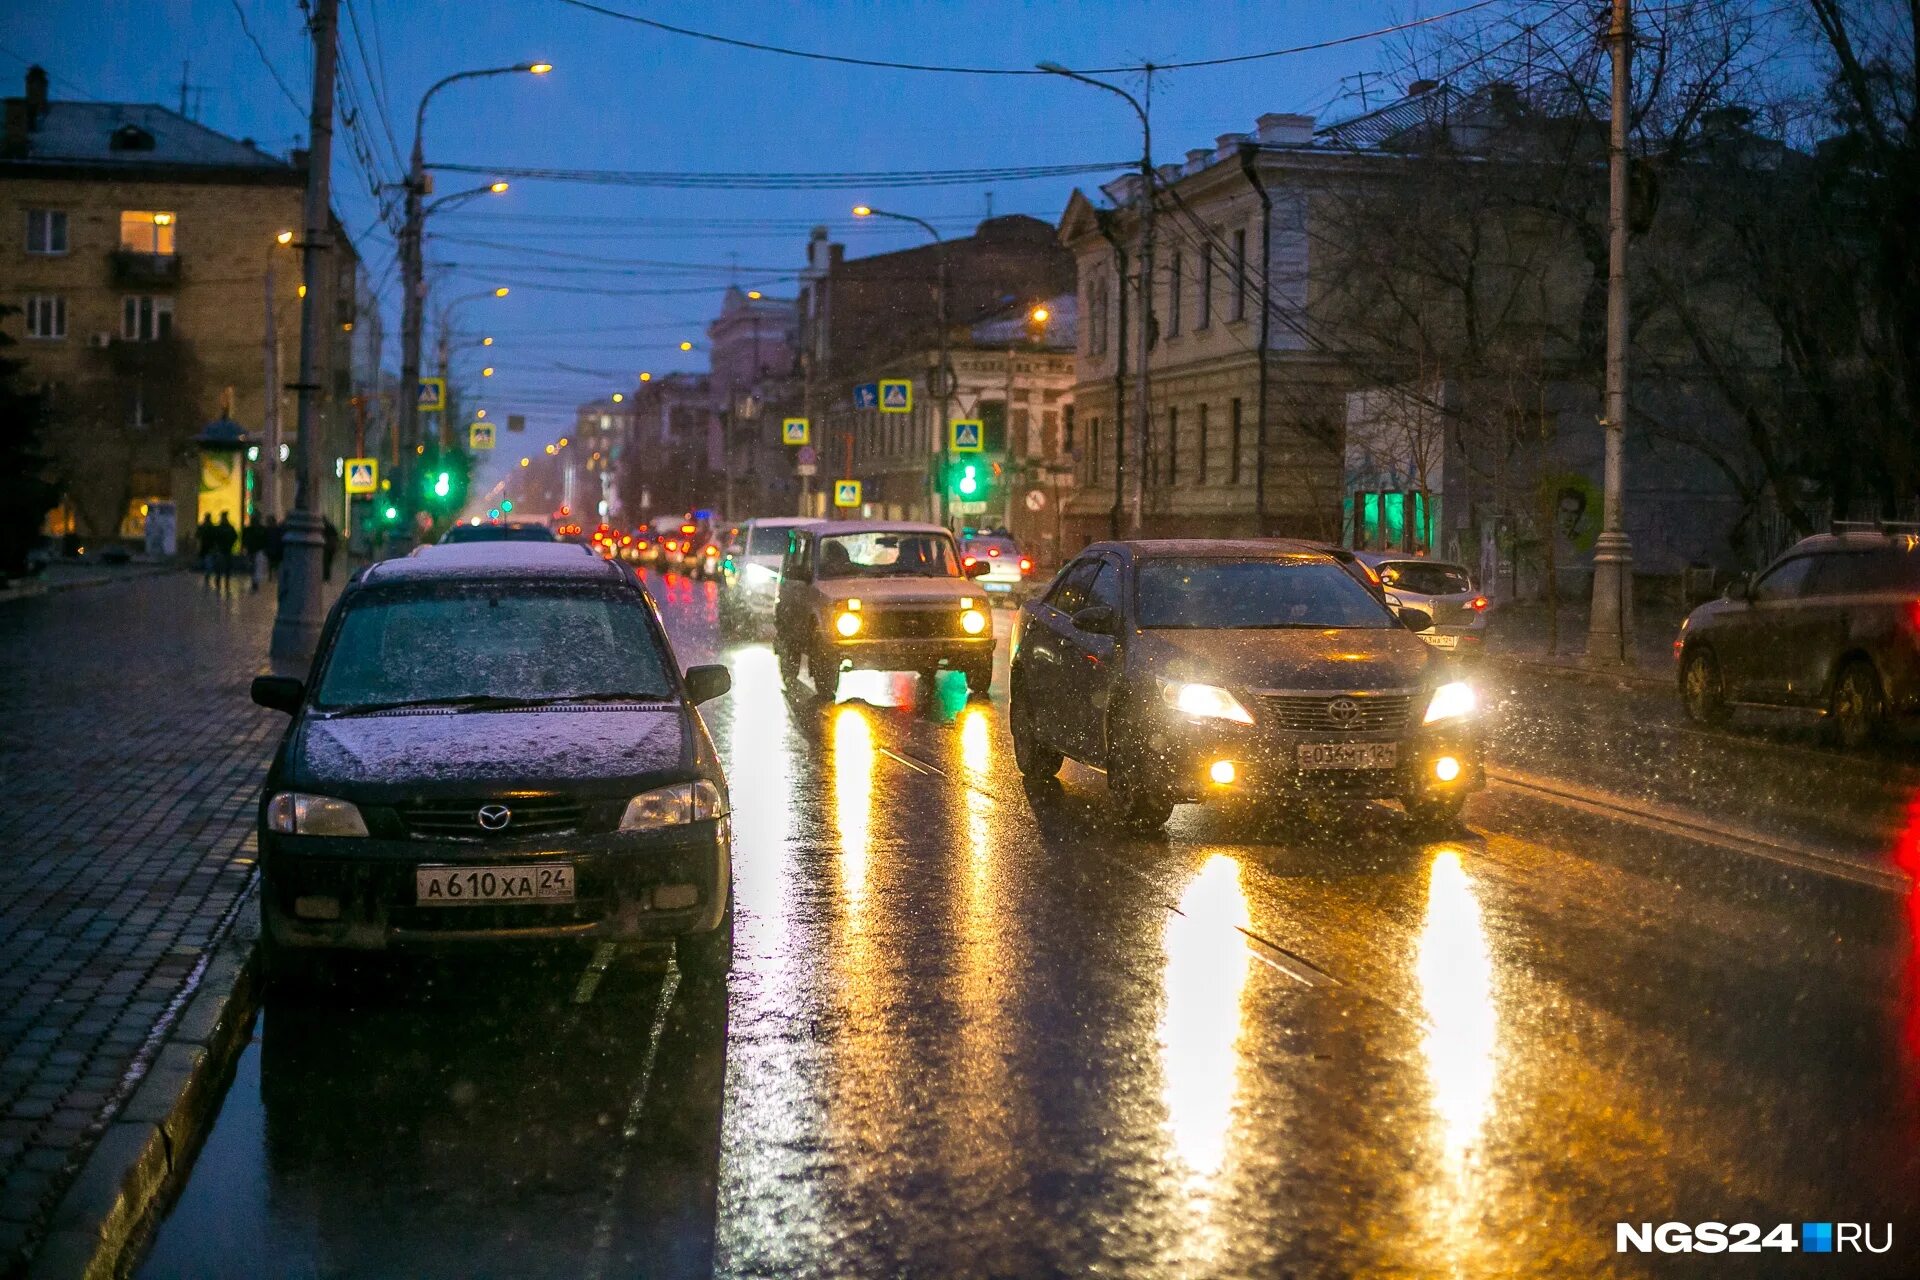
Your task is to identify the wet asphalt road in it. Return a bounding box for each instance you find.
[139,574,1920,1278]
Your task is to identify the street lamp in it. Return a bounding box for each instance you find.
[679,341,693,351]
[397,60,551,541]
[852,203,950,524]
[1039,60,1153,535]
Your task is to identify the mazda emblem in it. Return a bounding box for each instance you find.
[1327,697,1361,725]
[475,804,512,831]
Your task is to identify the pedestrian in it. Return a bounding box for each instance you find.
[322,517,341,583]
[212,513,239,593]
[242,514,267,593]
[196,514,217,583]
[265,515,285,577]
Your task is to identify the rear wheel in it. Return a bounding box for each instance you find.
[1680,645,1731,727]
[1829,659,1887,750]
[675,886,733,978]
[1009,684,1062,780]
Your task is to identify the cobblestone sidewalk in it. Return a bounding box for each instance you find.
[0,574,309,1271]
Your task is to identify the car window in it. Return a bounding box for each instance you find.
[1752,555,1815,603]
[313,583,673,709]
[1377,560,1471,596]
[964,536,1020,557]
[1805,547,1920,595]
[816,532,959,579]
[1086,560,1121,611]
[1045,560,1101,613]
[440,524,557,544]
[1136,558,1396,629]
[748,526,793,555]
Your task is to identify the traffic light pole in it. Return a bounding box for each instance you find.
[269,0,339,661]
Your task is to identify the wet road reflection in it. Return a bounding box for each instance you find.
[1159,854,1251,1189]
[1416,846,1499,1176]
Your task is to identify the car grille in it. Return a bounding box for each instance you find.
[860,610,962,640]
[396,796,587,841]
[1259,692,1414,733]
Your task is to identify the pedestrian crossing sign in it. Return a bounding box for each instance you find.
[469,421,495,450]
[833,479,862,508]
[417,377,446,412]
[878,379,911,413]
[949,419,983,452]
[345,458,379,495]
[782,417,810,446]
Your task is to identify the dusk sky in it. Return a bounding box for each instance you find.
[5,1,1482,464]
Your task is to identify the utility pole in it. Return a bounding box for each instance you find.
[1587,0,1635,664]
[262,259,280,519]
[1131,71,1154,536]
[269,0,338,661]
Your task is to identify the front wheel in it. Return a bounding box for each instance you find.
[1106,718,1173,832]
[1680,646,1731,727]
[1009,685,1062,780]
[811,645,841,702]
[964,660,993,697]
[675,886,733,978]
[777,636,801,688]
[1829,659,1888,750]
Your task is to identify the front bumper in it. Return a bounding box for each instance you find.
[821,634,994,672]
[1143,716,1483,804]
[261,820,730,951]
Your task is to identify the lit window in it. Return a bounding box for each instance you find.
[119,211,176,255]
[26,296,67,340]
[27,210,69,254]
[121,295,175,341]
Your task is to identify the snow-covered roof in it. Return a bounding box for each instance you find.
[7,101,294,172]
[366,542,617,582]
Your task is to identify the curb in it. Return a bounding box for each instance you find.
[0,565,184,606]
[25,890,262,1280]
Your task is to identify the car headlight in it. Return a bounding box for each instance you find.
[1423,680,1477,724]
[742,563,777,586]
[266,792,368,836]
[620,779,727,831]
[835,610,862,637]
[961,608,987,635]
[1161,680,1254,725]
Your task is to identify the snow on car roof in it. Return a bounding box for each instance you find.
[364,542,618,582]
[808,520,954,537]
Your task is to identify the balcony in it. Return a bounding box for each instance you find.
[108,250,181,289]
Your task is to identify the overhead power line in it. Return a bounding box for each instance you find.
[429,160,1124,189]
[228,0,306,115]
[550,0,1510,75]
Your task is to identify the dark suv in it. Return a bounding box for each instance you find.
[248,543,735,982]
[1675,526,1920,747]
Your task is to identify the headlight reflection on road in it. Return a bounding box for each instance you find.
[1416,847,1500,1175]
[1160,853,1252,1189]
[723,646,792,960]
[832,705,874,921]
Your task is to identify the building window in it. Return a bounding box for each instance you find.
[1229,398,1243,485]
[1232,229,1248,320]
[27,209,69,254]
[1062,404,1075,456]
[1089,417,1101,483]
[1166,252,1182,337]
[119,211,177,255]
[1197,402,1209,484]
[1197,243,1213,329]
[121,295,174,341]
[1166,405,1178,486]
[26,295,67,340]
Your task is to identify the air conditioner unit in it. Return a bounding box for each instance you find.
[88,332,114,349]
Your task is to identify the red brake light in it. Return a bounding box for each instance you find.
[1468,595,1489,611]
[681,524,696,535]
[1907,600,1920,632]
[963,555,977,567]
[1019,557,1033,573]
[704,544,718,556]
[621,535,633,546]
[987,547,1000,557]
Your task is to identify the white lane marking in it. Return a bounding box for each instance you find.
[1487,764,1909,894]
[581,968,680,1280]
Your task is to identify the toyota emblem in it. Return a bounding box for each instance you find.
[475,804,513,831]
[1326,697,1361,725]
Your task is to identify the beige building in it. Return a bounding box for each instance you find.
[1,67,361,546]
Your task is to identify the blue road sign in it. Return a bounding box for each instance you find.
[950,419,983,452]
[853,382,879,410]
[879,379,911,413]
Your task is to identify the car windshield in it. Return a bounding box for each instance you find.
[1377,560,1472,595]
[440,524,556,544]
[747,526,797,555]
[816,531,960,579]
[313,583,673,709]
[1136,558,1397,629]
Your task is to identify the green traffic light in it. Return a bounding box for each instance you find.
[501,499,513,512]
[433,472,451,499]
[383,505,398,521]
[958,464,979,496]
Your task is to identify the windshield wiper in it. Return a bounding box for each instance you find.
[326,692,673,717]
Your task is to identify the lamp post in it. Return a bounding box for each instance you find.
[429,287,509,449]
[1040,61,1152,535]
[260,229,295,519]
[1587,0,1635,664]
[853,204,949,526]
[398,62,548,537]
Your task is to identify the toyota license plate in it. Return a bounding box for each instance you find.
[1297,742,1398,770]
[415,863,576,906]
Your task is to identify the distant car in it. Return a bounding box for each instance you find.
[719,517,819,637]
[247,542,736,984]
[439,522,557,545]
[1007,539,1483,832]
[1355,553,1489,652]
[959,531,1034,601]
[1675,525,1920,748]
[774,520,995,700]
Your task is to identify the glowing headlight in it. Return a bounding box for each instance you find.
[835,610,862,637]
[1423,680,1477,724]
[1161,681,1254,725]
[961,609,987,635]
[620,780,726,831]
[266,792,368,836]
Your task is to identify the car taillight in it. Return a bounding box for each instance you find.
[963,555,977,567]
[987,547,1000,557]
[1908,600,1920,633]
[704,544,718,556]
[1468,595,1489,611]
[1019,557,1033,573]
[621,535,632,546]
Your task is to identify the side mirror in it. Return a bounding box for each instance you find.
[250,675,304,715]
[684,664,732,705]
[1395,605,1434,633]
[964,560,992,579]
[1071,604,1119,636]
[1723,573,1751,601]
